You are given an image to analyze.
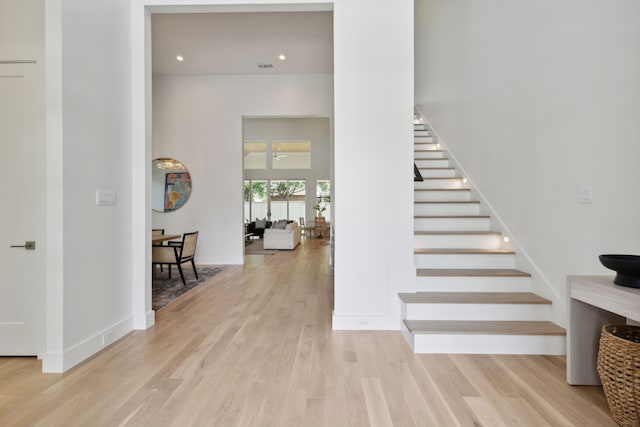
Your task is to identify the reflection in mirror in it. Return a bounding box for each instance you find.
[152,158,192,212]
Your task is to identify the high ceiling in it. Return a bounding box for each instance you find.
[151,11,333,75]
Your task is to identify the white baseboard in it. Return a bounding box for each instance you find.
[41,351,64,373]
[43,316,134,373]
[133,309,155,330]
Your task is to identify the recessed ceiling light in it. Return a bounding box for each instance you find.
[278,54,286,61]
[176,55,184,62]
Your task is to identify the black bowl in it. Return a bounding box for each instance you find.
[599,254,640,288]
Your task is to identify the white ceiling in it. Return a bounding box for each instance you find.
[151,12,333,75]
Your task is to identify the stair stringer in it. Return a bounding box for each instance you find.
[422,120,565,328]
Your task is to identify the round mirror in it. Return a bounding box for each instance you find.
[152,158,192,212]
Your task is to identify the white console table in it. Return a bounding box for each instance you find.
[567,275,640,385]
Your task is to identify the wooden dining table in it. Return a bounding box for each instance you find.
[152,234,181,244]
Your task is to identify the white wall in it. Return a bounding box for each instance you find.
[332,0,415,329]
[42,0,133,372]
[152,74,333,264]
[415,0,640,325]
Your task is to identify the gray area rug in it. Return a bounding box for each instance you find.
[244,239,278,255]
[152,265,223,310]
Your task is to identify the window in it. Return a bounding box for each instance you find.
[272,141,311,169]
[270,180,305,220]
[245,179,305,221]
[244,180,268,220]
[315,180,331,221]
[243,141,266,169]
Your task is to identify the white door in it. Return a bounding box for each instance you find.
[0,65,43,355]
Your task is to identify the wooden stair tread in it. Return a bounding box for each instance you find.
[416,167,454,170]
[399,292,551,305]
[416,268,530,277]
[414,231,501,236]
[403,320,566,336]
[414,248,513,254]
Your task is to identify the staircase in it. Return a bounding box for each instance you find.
[401,123,565,354]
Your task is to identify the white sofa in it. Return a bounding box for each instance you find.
[263,222,301,250]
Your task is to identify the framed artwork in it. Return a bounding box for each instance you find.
[164,172,192,212]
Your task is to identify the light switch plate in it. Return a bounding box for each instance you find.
[577,186,593,204]
[96,190,117,206]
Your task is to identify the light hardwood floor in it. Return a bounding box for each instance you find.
[0,239,615,426]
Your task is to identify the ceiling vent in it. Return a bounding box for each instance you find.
[258,63,274,69]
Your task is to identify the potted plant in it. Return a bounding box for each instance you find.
[313,202,326,218]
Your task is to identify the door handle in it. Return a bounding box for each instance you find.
[10,241,36,250]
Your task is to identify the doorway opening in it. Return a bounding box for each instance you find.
[136,2,335,328]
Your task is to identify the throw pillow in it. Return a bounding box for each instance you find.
[255,217,266,228]
[275,220,287,229]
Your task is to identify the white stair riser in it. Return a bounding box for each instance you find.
[414,180,463,190]
[403,302,551,321]
[414,130,431,137]
[415,190,470,202]
[414,216,489,231]
[408,332,565,355]
[415,159,449,168]
[414,143,439,151]
[414,151,444,159]
[416,275,530,293]
[414,124,425,130]
[414,136,434,143]
[417,168,456,178]
[414,203,480,216]
[414,234,502,249]
[401,324,415,348]
[414,252,514,269]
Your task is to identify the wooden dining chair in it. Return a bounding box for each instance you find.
[152,231,199,286]
[299,217,313,239]
[152,228,166,272]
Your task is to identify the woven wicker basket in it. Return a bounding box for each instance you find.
[597,324,640,427]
